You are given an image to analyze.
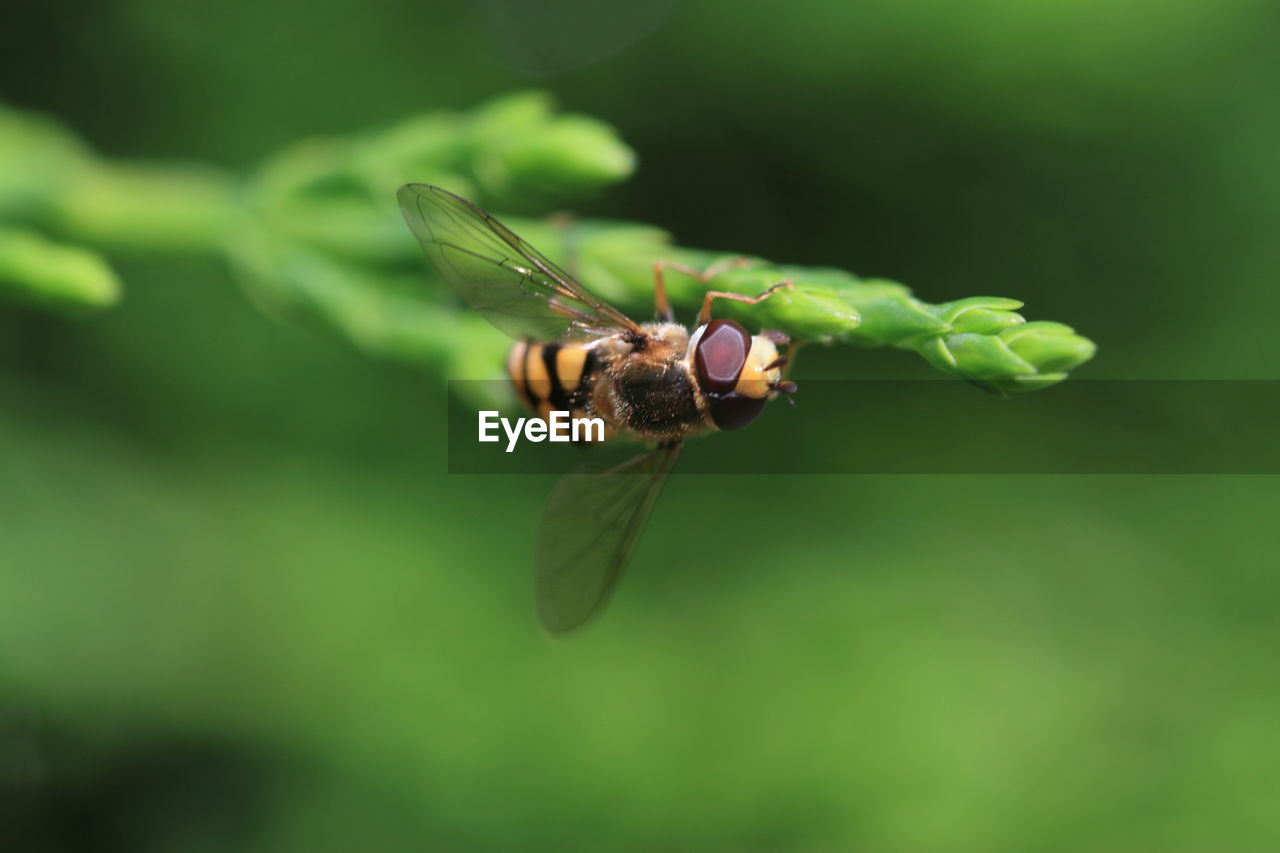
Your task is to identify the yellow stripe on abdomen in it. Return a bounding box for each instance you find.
[509,339,599,417]
[524,343,552,404]
[507,340,536,413]
[555,346,589,392]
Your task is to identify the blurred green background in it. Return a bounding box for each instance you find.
[3,0,1279,850]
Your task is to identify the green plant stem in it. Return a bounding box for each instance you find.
[0,93,1095,395]
[49,162,239,252]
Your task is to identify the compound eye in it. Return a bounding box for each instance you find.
[707,392,767,431]
[694,318,751,395]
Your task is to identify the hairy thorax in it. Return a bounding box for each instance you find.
[594,323,712,443]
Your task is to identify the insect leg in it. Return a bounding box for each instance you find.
[780,339,805,378]
[650,262,676,322]
[770,340,804,399]
[699,255,752,279]
[650,257,754,322]
[698,279,795,326]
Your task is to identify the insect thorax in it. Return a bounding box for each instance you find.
[602,324,709,442]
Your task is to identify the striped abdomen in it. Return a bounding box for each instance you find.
[507,339,601,425]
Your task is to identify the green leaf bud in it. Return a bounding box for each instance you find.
[0,227,120,312]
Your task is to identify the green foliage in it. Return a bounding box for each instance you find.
[0,227,120,311]
[0,93,1094,392]
[0,104,88,219]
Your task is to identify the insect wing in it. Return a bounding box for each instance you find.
[536,443,682,633]
[397,183,641,341]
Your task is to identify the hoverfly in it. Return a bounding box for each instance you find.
[398,184,796,633]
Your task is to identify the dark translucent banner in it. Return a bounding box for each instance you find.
[446,380,1280,474]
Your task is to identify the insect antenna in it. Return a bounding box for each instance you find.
[770,379,798,406]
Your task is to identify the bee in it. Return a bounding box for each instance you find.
[398,184,796,633]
